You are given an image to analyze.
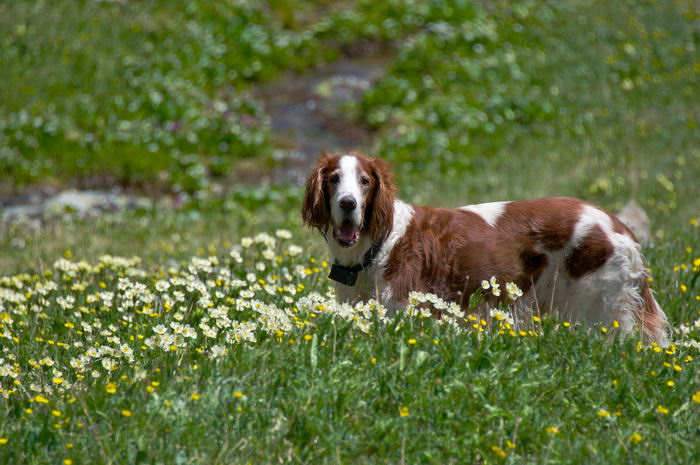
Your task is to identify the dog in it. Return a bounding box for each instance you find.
[301,151,668,344]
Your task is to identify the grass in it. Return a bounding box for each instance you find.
[1,0,699,463]
[0,229,698,464]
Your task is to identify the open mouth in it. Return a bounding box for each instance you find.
[333,219,361,247]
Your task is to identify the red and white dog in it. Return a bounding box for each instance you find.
[302,151,668,344]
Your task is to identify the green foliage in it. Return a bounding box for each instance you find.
[0,0,319,184]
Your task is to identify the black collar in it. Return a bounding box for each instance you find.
[328,240,384,286]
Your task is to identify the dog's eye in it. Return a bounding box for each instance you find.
[361,177,370,186]
[329,174,340,184]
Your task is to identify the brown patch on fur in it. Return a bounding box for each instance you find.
[566,225,614,278]
[301,151,337,233]
[356,154,395,242]
[498,198,581,251]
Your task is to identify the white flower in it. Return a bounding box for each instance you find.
[229,249,243,263]
[275,229,292,239]
[481,280,490,289]
[262,249,276,261]
[153,324,167,335]
[241,237,253,248]
[288,245,303,256]
[155,280,170,292]
[210,345,227,358]
[101,358,116,371]
[505,282,523,300]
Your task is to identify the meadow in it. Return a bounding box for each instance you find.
[1,0,699,464]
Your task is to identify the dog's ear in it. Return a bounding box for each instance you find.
[301,151,332,233]
[367,157,396,242]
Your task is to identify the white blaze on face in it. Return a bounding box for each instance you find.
[329,155,365,248]
[331,155,363,226]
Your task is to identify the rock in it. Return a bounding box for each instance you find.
[2,204,44,222]
[43,190,121,216]
[617,200,651,245]
[1,189,150,225]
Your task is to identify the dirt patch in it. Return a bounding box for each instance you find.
[235,51,392,185]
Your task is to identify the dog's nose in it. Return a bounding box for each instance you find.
[339,197,357,213]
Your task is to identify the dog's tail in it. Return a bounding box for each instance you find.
[639,279,669,346]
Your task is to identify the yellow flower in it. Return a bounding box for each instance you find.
[164,401,172,407]
[692,391,700,404]
[533,316,541,323]
[34,395,49,404]
[546,426,560,435]
[407,338,417,345]
[666,380,675,387]
[612,320,620,329]
[0,438,7,445]
[64,460,73,465]
[191,393,200,400]
[52,410,62,417]
[25,408,33,414]
[505,440,516,449]
[600,327,608,334]
[303,334,312,341]
[53,378,64,385]
[597,410,611,418]
[399,406,410,417]
[680,284,687,292]
[628,433,643,444]
[233,391,245,399]
[656,405,669,415]
[121,409,132,417]
[105,382,117,394]
[490,445,507,458]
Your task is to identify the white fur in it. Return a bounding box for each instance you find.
[527,205,668,345]
[571,205,613,247]
[330,155,363,227]
[332,199,414,310]
[460,201,510,227]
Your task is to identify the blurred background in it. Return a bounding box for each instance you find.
[0,0,698,271]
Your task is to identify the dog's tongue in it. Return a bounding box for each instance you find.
[337,222,360,244]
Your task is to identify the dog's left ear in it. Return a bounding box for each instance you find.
[367,157,396,242]
[301,151,331,233]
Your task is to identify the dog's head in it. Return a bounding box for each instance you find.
[302,151,395,248]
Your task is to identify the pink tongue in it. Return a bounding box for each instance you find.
[338,223,359,243]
